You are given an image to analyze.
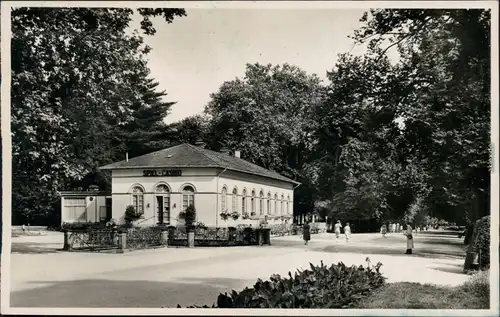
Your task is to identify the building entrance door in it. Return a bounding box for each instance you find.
[157,196,164,224]
[156,195,171,225]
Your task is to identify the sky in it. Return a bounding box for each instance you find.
[130,9,372,124]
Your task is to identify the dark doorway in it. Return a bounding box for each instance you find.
[157,196,164,224]
[105,198,112,222]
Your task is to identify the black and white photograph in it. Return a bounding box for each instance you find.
[1,1,498,315]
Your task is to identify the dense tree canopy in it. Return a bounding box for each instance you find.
[11,8,185,224]
[204,63,325,217]
[11,8,490,228]
[314,9,491,224]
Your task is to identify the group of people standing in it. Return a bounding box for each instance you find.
[380,222,404,237]
[381,222,416,255]
[301,219,416,255]
[302,219,351,245]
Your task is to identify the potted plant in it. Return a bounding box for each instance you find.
[242,212,250,220]
[124,205,140,228]
[220,210,230,221]
[196,221,207,230]
[230,211,240,221]
[184,205,196,248]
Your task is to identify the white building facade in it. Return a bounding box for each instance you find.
[96,143,299,227]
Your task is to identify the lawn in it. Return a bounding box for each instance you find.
[356,270,490,309]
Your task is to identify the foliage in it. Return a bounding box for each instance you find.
[220,211,230,221]
[61,221,106,232]
[184,205,196,230]
[205,63,325,217]
[230,211,240,220]
[126,226,163,249]
[473,215,490,269]
[178,259,385,308]
[242,212,250,220]
[167,114,211,145]
[168,225,261,247]
[124,205,140,223]
[11,7,186,225]
[106,218,117,228]
[313,9,490,223]
[195,221,207,229]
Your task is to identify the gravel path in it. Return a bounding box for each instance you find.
[8,230,469,308]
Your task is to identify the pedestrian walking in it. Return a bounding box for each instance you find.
[380,224,387,237]
[405,223,414,254]
[334,220,342,242]
[303,221,311,245]
[392,223,396,233]
[344,222,351,243]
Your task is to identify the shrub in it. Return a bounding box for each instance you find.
[124,205,140,223]
[196,221,207,230]
[460,270,489,305]
[178,259,385,308]
[473,216,490,269]
[184,205,196,231]
[61,222,106,231]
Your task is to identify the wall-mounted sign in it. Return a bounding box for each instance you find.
[143,169,182,177]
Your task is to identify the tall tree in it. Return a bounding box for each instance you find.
[168,114,211,145]
[11,7,186,224]
[205,63,325,218]
[353,9,491,222]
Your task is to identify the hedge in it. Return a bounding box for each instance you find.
[177,259,385,308]
[474,215,490,269]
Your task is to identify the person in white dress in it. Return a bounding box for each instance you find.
[405,223,414,254]
[344,222,351,243]
[334,220,342,242]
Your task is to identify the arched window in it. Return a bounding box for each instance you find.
[251,190,256,214]
[132,186,144,215]
[242,189,247,215]
[182,185,195,210]
[281,194,284,215]
[156,184,169,193]
[221,186,227,212]
[232,187,238,213]
[259,190,264,215]
[274,194,278,215]
[287,195,290,215]
[267,192,271,215]
[155,184,170,225]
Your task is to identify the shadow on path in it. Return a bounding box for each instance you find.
[271,234,466,260]
[11,277,249,308]
[11,242,63,254]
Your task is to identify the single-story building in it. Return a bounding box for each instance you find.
[60,143,300,227]
[59,190,111,224]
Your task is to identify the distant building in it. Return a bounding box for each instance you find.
[60,143,299,227]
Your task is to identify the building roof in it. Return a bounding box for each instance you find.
[99,143,300,185]
[59,191,111,197]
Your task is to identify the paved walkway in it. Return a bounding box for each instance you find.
[9,231,469,307]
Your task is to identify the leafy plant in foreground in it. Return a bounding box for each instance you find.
[178,259,385,308]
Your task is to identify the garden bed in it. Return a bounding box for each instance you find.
[177,258,386,308]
